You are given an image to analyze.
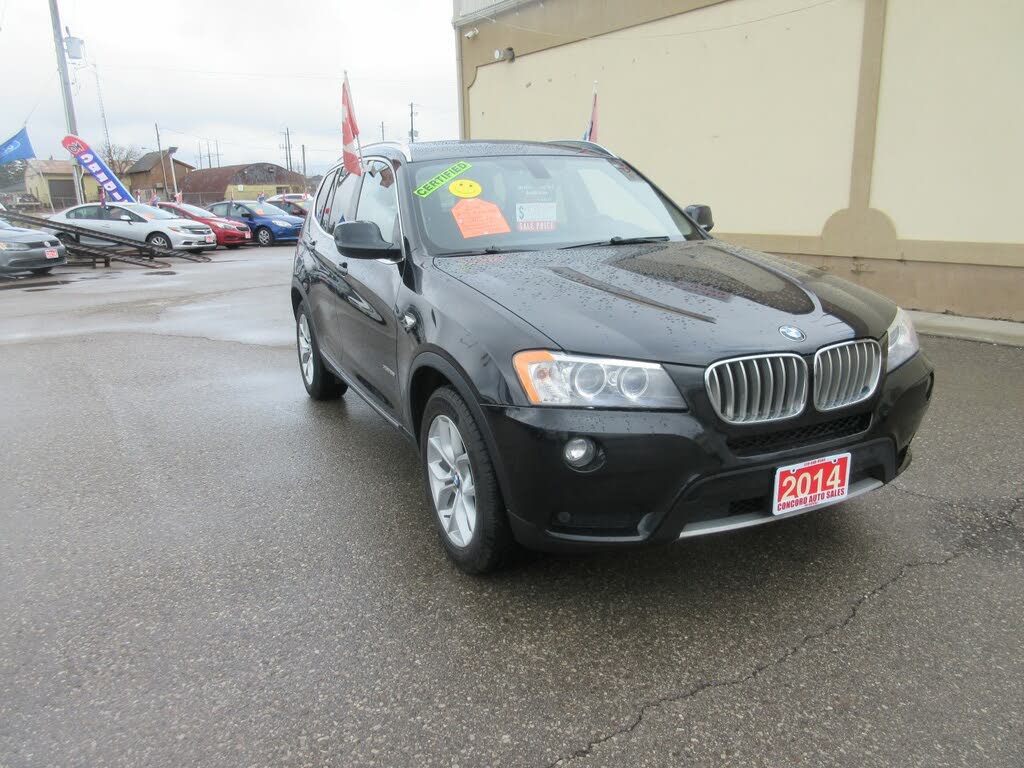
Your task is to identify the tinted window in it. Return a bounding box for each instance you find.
[355,159,399,244]
[314,171,337,231]
[231,203,250,217]
[208,203,228,216]
[69,205,102,220]
[325,172,360,234]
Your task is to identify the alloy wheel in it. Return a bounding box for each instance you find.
[258,228,272,246]
[297,313,314,384]
[426,415,477,548]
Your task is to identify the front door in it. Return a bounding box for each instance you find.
[335,158,404,420]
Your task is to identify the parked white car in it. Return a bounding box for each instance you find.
[49,203,215,251]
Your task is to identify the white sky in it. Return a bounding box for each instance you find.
[0,0,460,175]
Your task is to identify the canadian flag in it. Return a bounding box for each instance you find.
[342,72,362,176]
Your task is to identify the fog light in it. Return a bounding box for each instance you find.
[563,437,596,468]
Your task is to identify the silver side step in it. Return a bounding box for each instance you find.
[678,477,884,539]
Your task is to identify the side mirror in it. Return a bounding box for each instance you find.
[120,214,132,222]
[684,204,714,232]
[334,220,401,260]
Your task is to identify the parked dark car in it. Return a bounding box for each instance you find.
[290,140,934,573]
[267,196,310,218]
[0,218,66,275]
[207,200,303,246]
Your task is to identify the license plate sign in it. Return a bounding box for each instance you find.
[45,248,59,259]
[205,235,215,243]
[244,231,251,239]
[773,452,850,515]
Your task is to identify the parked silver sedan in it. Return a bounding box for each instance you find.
[0,218,66,275]
[49,203,215,251]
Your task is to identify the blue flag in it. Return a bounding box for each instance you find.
[0,127,36,165]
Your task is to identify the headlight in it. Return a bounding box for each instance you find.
[0,242,31,251]
[214,222,231,230]
[886,307,919,371]
[272,220,292,227]
[512,350,686,409]
[168,226,183,232]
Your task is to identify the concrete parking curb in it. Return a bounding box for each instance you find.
[910,310,1024,347]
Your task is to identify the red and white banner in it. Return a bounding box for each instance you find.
[342,72,362,176]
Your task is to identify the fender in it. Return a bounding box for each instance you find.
[408,349,519,517]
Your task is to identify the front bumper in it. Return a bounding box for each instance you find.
[0,245,67,272]
[214,227,251,245]
[168,230,216,250]
[483,352,934,552]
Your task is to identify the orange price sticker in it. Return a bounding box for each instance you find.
[451,198,511,239]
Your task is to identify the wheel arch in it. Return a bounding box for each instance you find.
[408,350,518,522]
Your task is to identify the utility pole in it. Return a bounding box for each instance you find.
[154,123,169,200]
[167,147,179,198]
[409,103,417,143]
[48,0,83,204]
[301,144,307,184]
[214,140,222,167]
[281,128,293,171]
[380,121,386,141]
[206,141,212,170]
[197,142,203,170]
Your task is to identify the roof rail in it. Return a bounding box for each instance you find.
[547,139,616,157]
[363,141,412,161]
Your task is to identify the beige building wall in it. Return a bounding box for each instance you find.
[456,0,1024,321]
[871,0,1024,245]
[468,0,864,238]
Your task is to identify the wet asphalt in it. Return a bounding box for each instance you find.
[1,249,1022,767]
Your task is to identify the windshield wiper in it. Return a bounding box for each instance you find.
[436,245,519,256]
[559,235,670,250]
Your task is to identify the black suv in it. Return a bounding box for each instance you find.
[291,140,933,573]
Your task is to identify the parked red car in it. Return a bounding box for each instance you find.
[157,202,252,248]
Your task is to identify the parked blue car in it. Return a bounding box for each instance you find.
[207,200,304,246]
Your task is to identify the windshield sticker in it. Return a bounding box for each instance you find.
[255,208,265,215]
[451,198,511,239]
[414,161,473,198]
[449,178,482,199]
[515,202,557,232]
[141,213,155,219]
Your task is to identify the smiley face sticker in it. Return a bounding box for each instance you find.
[449,178,482,198]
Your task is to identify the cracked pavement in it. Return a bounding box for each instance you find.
[2,250,1022,767]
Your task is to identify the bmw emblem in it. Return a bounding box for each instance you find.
[779,325,806,342]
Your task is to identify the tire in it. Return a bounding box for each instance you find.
[420,386,514,574]
[295,300,346,400]
[255,227,274,246]
[30,267,53,276]
[146,232,171,249]
[55,231,78,244]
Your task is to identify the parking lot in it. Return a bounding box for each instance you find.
[2,249,1022,767]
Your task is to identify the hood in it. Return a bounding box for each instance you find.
[0,226,56,243]
[434,240,896,366]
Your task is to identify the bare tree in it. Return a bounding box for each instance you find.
[100,143,143,177]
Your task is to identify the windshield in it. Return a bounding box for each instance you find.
[406,154,699,254]
[123,203,177,220]
[177,203,215,218]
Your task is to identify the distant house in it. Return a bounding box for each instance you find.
[24,158,100,210]
[178,163,307,206]
[124,151,195,202]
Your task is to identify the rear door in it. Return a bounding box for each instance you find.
[334,158,404,419]
[307,169,362,366]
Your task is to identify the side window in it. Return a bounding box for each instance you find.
[208,203,227,216]
[325,172,360,234]
[354,159,399,244]
[70,205,99,220]
[232,203,250,217]
[314,170,337,231]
